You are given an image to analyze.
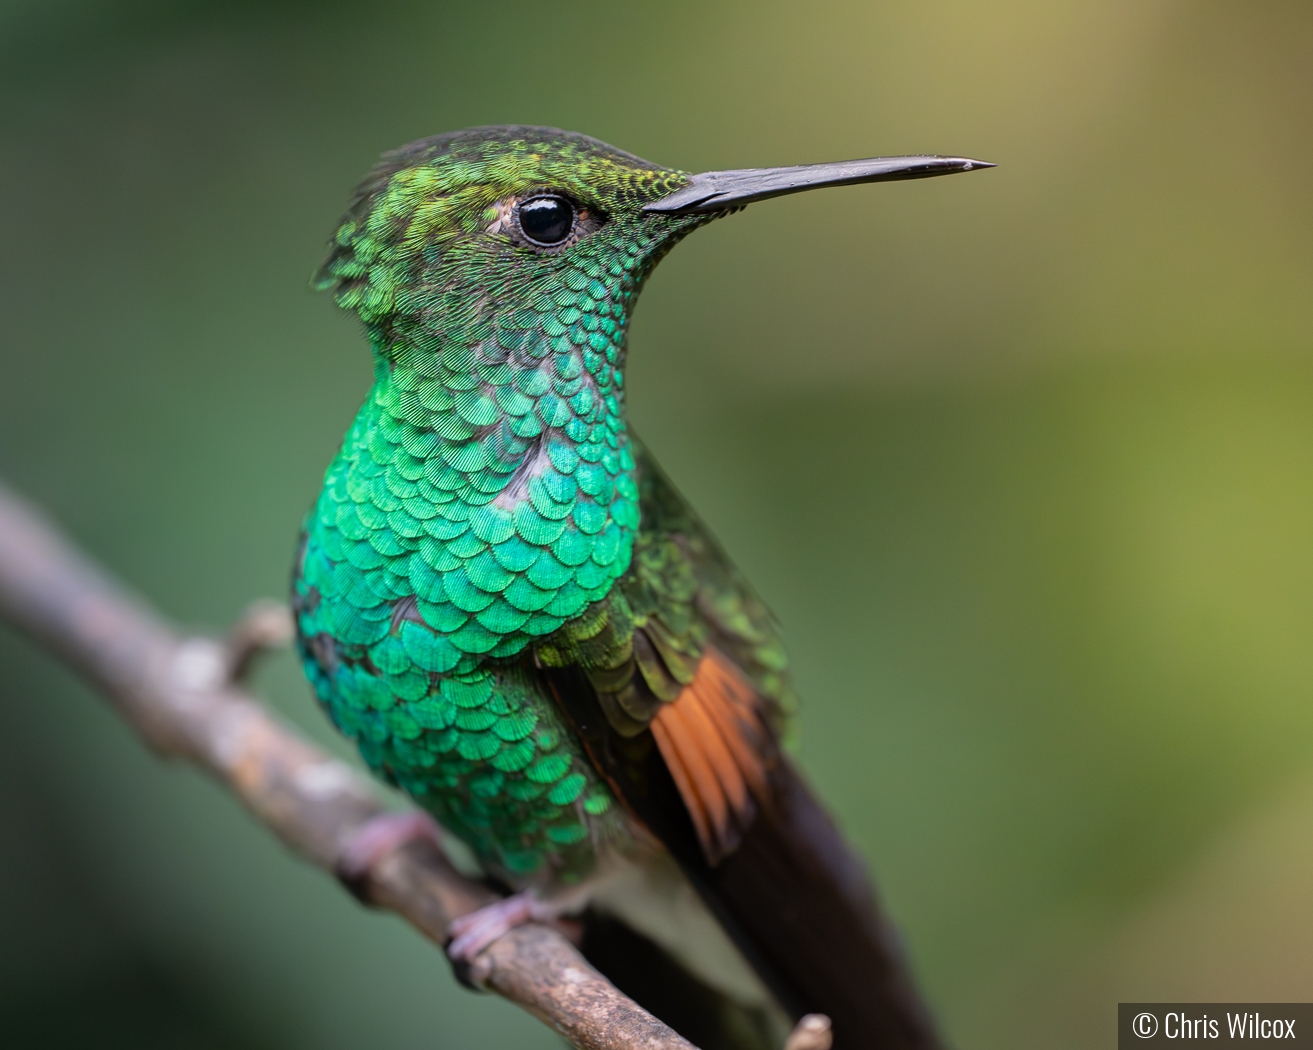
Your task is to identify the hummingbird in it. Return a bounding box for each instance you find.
[293,126,990,1050]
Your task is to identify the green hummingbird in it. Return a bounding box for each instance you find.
[293,126,989,1050]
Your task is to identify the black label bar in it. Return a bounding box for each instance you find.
[1119,1005,1313,1047]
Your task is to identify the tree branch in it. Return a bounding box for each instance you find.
[0,478,713,1050]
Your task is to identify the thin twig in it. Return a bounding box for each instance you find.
[784,1015,833,1050]
[0,479,697,1050]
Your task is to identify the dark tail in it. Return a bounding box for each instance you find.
[694,758,944,1049]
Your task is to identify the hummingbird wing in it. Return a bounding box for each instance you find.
[538,439,943,1050]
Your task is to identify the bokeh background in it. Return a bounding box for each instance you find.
[2,1,1312,1047]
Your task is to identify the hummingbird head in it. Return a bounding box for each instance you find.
[315,127,703,353]
[315,125,990,369]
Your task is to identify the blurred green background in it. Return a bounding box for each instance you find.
[2,1,1312,1047]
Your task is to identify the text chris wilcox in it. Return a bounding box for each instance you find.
[1119,1004,1312,1047]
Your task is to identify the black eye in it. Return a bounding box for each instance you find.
[518,195,575,246]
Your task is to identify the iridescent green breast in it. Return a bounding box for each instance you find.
[293,385,631,876]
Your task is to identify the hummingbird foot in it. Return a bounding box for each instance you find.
[446,892,559,962]
[335,810,445,899]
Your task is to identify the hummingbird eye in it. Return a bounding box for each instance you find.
[517,195,575,247]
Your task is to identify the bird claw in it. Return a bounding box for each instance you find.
[336,810,444,898]
[447,892,556,962]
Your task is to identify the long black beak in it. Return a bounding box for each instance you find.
[643,155,993,215]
